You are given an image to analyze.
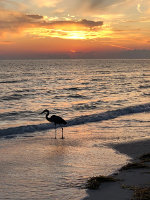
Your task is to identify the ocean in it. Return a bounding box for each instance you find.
[0,59,150,199]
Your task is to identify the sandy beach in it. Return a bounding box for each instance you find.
[83,139,150,200]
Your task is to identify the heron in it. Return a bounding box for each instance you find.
[40,109,67,139]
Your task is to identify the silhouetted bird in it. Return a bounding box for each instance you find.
[40,109,67,139]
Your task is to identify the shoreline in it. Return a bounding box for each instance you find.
[83,138,150,200]
[112,138,150,160]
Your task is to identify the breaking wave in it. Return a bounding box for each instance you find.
[0,103,150,138]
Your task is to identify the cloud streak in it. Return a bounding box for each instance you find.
[78,0,127,11]
[0,10,43,33]
[0,40,13,45]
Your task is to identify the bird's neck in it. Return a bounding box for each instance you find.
[45,112,49,121]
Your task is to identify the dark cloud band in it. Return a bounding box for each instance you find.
[46,19,103,28]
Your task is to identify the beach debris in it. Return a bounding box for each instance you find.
[122,186,150,200]
[132,186,150,200]
[139,153,150,162]
[119,162,148,171]
[86,175,118,190]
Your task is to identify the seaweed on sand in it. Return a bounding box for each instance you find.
[139,153,150,162]
[86,175,118,190]
[132,186,150,200]
[119,162,148,171]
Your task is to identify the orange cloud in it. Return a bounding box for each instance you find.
[0,40,14,45]
[0,10,43,31]
[0,9,103,30]
[0,9,104,40]
[110,44,134,50]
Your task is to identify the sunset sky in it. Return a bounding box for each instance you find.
[0,0,150,58]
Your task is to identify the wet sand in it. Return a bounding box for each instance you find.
[83,139,150,200]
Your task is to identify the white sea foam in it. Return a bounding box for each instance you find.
[0,103,149,138]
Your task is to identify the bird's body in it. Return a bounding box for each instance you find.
[47,114,67,125]
[41,109,67,139]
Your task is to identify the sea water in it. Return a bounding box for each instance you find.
[0,59,150,199]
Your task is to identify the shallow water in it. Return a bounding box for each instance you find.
[0,59,150,199]
[0,130,127,200]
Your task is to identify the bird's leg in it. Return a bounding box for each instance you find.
[61,127,64,139]
[55,124,57,139]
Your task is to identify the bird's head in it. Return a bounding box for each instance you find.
[40,109,49,115]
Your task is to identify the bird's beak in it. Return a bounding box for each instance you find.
[40,111,44,114]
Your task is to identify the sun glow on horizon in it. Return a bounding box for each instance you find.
[24,24,113,40]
